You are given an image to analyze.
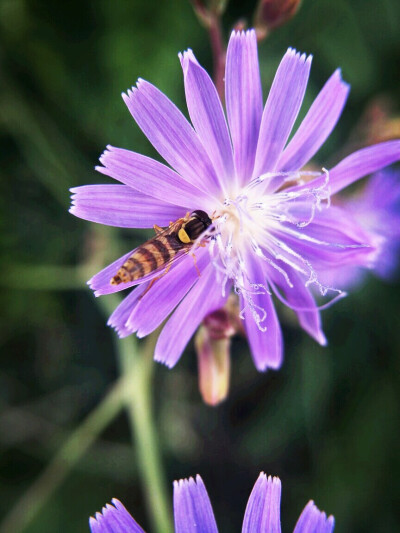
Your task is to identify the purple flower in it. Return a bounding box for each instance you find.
[89,473,334,532]
[320,169,400,288]
[70,30,400,372]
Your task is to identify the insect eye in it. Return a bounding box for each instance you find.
[184,219,204,240]
[191,210,212,226]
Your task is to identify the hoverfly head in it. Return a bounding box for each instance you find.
[180,210,212,242]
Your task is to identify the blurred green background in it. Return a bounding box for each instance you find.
[1,0,400,531]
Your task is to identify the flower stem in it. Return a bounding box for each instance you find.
[0,378,127,533]
[190,1,226,101]
[100,297,173,533]
[118,336,173,533]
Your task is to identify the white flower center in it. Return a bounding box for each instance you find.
[192,169,355,329]
[209,171,329,287]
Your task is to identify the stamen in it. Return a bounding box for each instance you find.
[270,280,347,311]
[238,289,268,332]
[202,167,351,329]
[249,237,294,288]
[250,170,321,187]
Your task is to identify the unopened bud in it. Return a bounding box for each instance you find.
[203,308,235,339]
[210,0,228,15]
[254,0,302,39]
[195,309,234,406]
[190,0,212,27]
[190,0,228,27]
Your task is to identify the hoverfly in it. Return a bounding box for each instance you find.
[110,210,212,286]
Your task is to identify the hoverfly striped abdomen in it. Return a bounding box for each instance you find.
[110,210,212,286]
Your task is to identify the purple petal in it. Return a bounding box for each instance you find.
[154,265,228,368]
[277,69,350,172]
[344,169,400,280]
[122,80,221,197]
[293,500,335,533]
[272,270,327,346]
[329,141,400,194]
[89,498,145,533]
[174,475,218,533]
[290,141,400,196]
[328,141,400,194]
[253,49,312,179]
[360,169,400,209]
[290,204,369,244]
[97,146,214,212]
[107,283,150,338]
[240,253,283,371]
[272,205,373,272]
[70,184,187,228]
[126,249,210,337]
[241,473,282,533]
[180,50,234,193]
[296,206,369,248]
[225,30,263,186]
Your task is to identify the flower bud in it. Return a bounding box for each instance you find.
[190,0,227,27]
[210,0,228,15]
[195,308,235,406]
[254,0,302,39]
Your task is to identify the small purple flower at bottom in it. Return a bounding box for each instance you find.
[89,473,334,532]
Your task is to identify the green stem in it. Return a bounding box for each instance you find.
[1,275,173,532]
[100,295,173,533]
[0,379,127,533]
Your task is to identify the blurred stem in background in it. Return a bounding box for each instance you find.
[100,297,174,533]
[0,289,173,533]
[0,370,126,533]
[190,0,226,100]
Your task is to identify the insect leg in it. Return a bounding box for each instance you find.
[139,263,173,300]
[169,212,191,228]
[190,252,201,278]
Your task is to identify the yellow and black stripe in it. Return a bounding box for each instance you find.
[110,234,182,285]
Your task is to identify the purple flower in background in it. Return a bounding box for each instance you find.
[320,169,400,288]
[89,473,334,532]
[353,169,400,279]
[70,29,400,372]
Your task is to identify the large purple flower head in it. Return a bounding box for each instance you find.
[89,472,334,532]
[70,30,400,372]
